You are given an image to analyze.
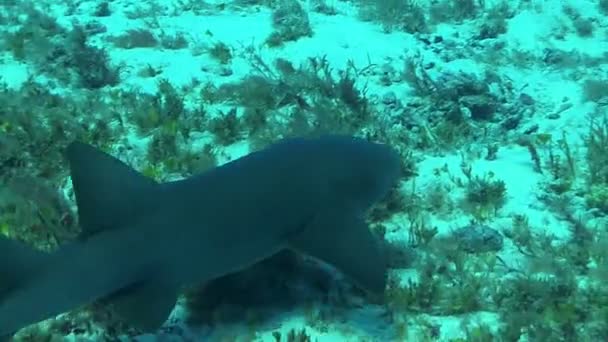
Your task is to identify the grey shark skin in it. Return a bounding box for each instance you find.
[0,135,401,336]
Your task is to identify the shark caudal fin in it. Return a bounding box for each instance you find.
[288,210,387,294]
[66,142,177,330]
[66,142,159,238]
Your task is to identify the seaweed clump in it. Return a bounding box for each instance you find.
[266,0,313,47]
[584,115,608,213]
[2,3,119,89]
[0,78,123,249]
[209,53,373,149]
[356,0,428,33]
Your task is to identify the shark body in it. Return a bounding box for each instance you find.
[0,135,400,336]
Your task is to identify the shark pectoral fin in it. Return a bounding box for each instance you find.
[105,279,177,332]
[288,212,387,294]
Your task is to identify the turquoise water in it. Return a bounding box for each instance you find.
[0,0,607,341]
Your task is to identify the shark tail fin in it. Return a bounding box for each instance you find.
[0,237,46,300]
[288,211,387,294]
[66,142,159,238]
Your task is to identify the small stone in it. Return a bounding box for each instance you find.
[452,224,504,253]
[381,91,397,105]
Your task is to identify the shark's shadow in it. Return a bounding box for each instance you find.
[182,249,368,325]
[179,231,415,329]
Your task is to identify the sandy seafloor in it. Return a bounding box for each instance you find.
[1,0,608,341]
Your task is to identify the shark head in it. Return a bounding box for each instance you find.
[320,135,401,208]
[268,136,401,293]
[273,135,401,211]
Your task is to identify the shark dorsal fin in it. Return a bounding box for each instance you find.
[66,142,158,238]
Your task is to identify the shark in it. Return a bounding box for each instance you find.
[0,135,401,337]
